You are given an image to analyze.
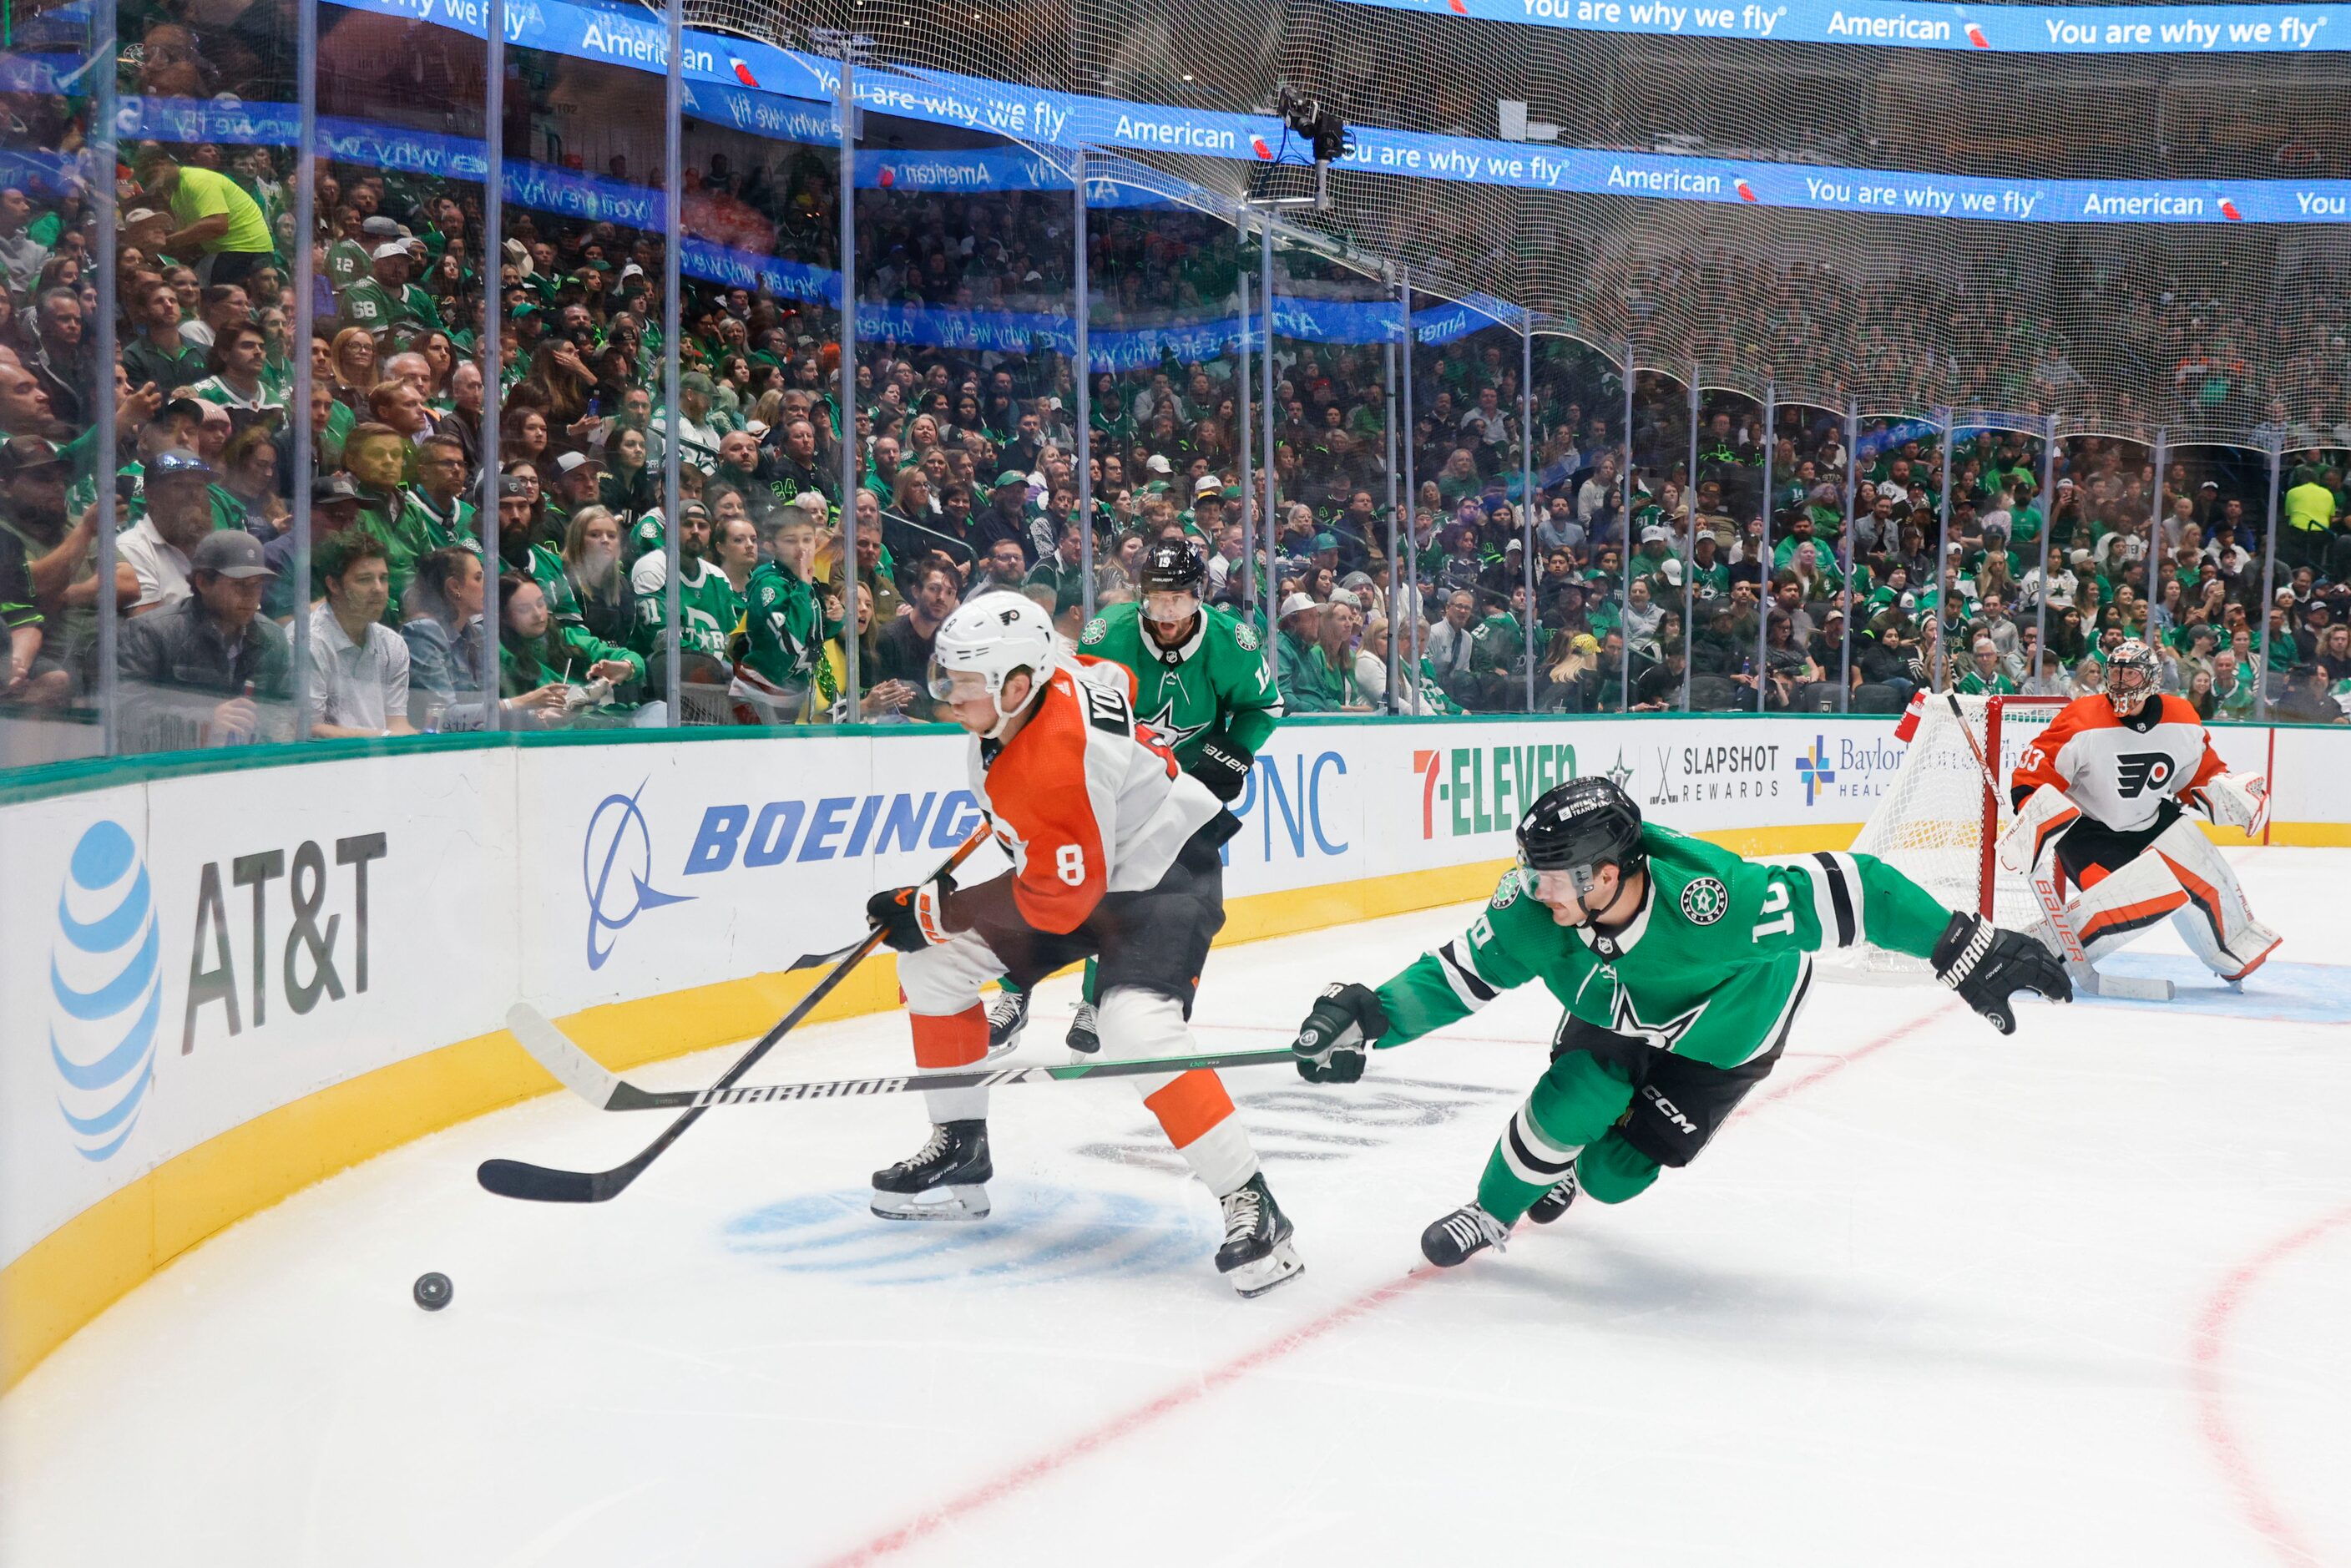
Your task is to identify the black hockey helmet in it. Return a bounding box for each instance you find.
[1516,777,1646,898]
[1140,538,1207,598]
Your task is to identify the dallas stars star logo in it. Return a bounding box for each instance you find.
[1140,695,1210,751]
[1605,980,1707,1054]
[1603,749,1634,789]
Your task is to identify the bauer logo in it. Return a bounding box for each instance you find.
[48,821,162,1162]
[1412,743,1578,840]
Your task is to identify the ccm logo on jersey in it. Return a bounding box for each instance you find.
[1641,1085,1699,1136]
[2114,751,2174,797]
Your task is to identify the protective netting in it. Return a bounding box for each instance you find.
[690,0,2351,445]
[1844,694,2067,971]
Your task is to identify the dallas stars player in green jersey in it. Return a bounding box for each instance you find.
[1291,777,2070,1268]
[988,539,1282,1055]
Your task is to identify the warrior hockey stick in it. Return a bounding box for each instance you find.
[503,1001,1298,1112]
[478,829,992,1204]
[1942,694,2171,1003]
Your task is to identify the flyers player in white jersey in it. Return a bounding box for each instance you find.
[2000,639,2279,985]
[861,594,1303,1297]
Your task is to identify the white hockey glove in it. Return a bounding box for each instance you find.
[2183,771,2269,837]
[1997,783,2081,876]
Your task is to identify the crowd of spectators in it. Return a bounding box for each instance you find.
[2,8,2348,761]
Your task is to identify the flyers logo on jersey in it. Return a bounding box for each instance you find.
[2114,752,2174,798]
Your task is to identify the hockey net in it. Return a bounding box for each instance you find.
[1832,694,2065,976]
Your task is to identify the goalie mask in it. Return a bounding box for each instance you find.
[2106,638,2159,718]
[929,595,1059,739]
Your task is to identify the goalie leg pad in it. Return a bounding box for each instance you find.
[2064,852,2190,965]
[2148,817,2281,980]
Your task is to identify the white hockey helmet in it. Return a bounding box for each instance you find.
[929,594,1060,736]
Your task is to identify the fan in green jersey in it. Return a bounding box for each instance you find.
[988,539,1283,1056]
[1289,777,2070,1269]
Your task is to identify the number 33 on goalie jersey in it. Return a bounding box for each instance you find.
[969,662,1223,934]
[1373,826,1956,1071]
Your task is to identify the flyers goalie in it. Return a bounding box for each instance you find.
[1999,639,2279,988]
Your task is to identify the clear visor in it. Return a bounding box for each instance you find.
[1516,862,1592,906]
[928,662,994,704]
[1143,590,1200,625]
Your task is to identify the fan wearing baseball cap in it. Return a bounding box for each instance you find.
[116,527,290,749]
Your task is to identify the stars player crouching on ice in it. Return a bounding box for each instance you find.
[863,594,1304,1297]
[2001,638,2279,989]
[984,539,1280,1059]
[1287,777,2071,1269]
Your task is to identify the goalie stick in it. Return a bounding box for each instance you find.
[503,1001,1297,1112]
[479,828,991,1205]
[1942,694,2172,1003]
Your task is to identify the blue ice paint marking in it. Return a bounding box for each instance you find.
[2071,955,2351,1024]
[720,1182,1216,1286]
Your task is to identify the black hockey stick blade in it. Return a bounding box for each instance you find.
[783,935,866,973]
[477,829,991,1205]
[477,1154,645,1204]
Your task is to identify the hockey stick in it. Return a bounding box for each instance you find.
[1941,695,2170,1002]
[503,1001,1298,1112]
[478,829,992,1204]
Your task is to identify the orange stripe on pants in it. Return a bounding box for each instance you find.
[1142,1070,1236,1150]
[911,1004,989,1070]
[2158,852,2227,943]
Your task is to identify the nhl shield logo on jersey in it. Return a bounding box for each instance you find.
[1679,876,1729,925]
[1233,622,1260,652]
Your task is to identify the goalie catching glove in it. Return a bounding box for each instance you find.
[1931,911,2072,1034]
[2183,771,2270,835]
[867,872,958,953]
[1290,982,1388,1084]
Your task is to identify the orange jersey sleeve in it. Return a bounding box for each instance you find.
[983,673,1110,934]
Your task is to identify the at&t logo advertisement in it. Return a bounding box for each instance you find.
[49,821,162,1162]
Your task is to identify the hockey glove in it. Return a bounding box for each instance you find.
[867,873,957,953]
[2182,771,2270,836]
[1188,731,1254,803]
[1292,982,1389,1084]
[1931,911,2072,1035]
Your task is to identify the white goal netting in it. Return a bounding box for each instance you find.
[1836,694,2065,974]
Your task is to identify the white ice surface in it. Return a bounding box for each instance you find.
[3,849,2345,1568]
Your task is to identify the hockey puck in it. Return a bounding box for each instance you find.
[412,1272,453,1312]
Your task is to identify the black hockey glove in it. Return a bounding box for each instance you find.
[1188,731,1253,803]
[1931,912,2072,1035]
[867,873,957,953]
[1292,982,1389,1084]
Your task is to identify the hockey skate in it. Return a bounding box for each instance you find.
[1419,1202,1510,1267]
[1065,1000,1100,1057]
[1525,1171,1579,1225]
[871,1120,993,1221]
[984,988,1029,1057]
[1215,1174,1302,1297]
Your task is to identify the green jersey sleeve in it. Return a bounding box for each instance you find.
[1747,850,1954,963]
[1372,875,1560,1048]
[1204,613,1281,752]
